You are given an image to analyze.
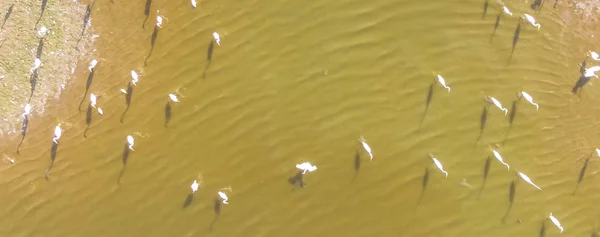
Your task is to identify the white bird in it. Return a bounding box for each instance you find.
[218,191,229,204]
[213,32,221,46]
[548,212,564,233]
[127,135,135,151]
[522,14,541,30]
[30,58,42,73]
[120,88,128,94]
[518,91,539,110]
[97,108,104,116]
[491,149,510,170]
[37,26,48,37]
[53,125,62,144]
[88,59,98,72]
[517,171,542,190]
[168,94,180,103]
[131,70,139,85]
[191,180,199,194]
[90,93,98,108]
[486,96,508,115]
[359,136,374,161]
[502,6,513,16]
[584,66,600,78]
[191,0,197,8]
[22,104,32,118]
[589,51,600,61]
[296,162,318,174]
[595,148,600,158]
[436,74,451,92]
[429,154,448,178]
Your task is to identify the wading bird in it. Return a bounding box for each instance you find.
[501,6,513,16]
[191,180,199,194]
[131,70,139,85]
[584,66,600,78]
[168,94,180,103]
[359,136,373,161]
[522,14,541,30]
[517,170,542,190]
[435,74,451,92]
[217,186,232,204]
[213,32,221,46]
[486,96,508,115]
[429,154,448,178]
[490,148,510,170]
[296,162,317,174]
[191,0,197,8]
[127,135,135,151]
[30,58,42,73]
[518,91,539,110]
[548,213,564,233]
[22,104,32,118]
[588,51,600,61]
[88,59,98,72]
[53,125,62,144]
[90,93,103,115]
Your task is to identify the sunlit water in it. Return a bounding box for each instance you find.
[2,0,600,236]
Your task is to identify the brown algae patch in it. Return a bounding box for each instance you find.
[0,0,94,135]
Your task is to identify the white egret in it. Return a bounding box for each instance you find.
[30,58,42,73]
[127,135,135,151]
[168,94,180,103]
[589,51,600,61]
[191,0,197,8]
[88,59,98,72]
[22,104,32,118]
[90,93,98,108]
[218,191,229,204]
[522,14,541,30]
[502,6,513,16]
[491,149,510,170]
[131,70,139,85]
[595,148,600,158]
[97,108,104,115]
[53,125,62,144]
[584,66,600,78]
[429,154,448,178]
[517,171,542,190]
[191,180,199,194]
[359,136,373,161]
[486,96,508,115]
[120,88,128,94]
[296,162,317,174]
[548,213,564,233]
[156,16,163,28]
[213,32,221,46]
[518,91,539,110]
[436,74,451,92]
[37,26,48,37]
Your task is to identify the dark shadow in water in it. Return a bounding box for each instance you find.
[202,41,214,80]
[16,115,30,154]
[482,0,488,19]
[120,82,133,123]
[352,150,361,182]
[142,0,152,29]
[490,14,501,43]
[416,168,429,207]
[29,69,39,102]
[501,180,516,223]
[539,220,546,237]
[144,26,159,65]
[45,141,58,180]
[183,193,193,208]
[420,83,434,128]
[36,38,44,59]
[508,22,521,64]
[479,157,491,198]
[209,198,221,231]
[502,100,518,144]
[553,0,559,8]
[288,170,305,190]
[164,102,172,127]
[76,4,92,50]
[574,155,591,195]
[573,75,591,95]
[83,104,93,138]
[34,0,48,30]
[477,105,488,141]
[118,143,130,184]
[79,68,95,111]
[1,4,14,31]
[531,0,543,11]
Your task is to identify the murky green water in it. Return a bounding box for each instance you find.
[2,0,600,236]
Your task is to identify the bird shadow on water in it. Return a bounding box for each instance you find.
[501,180,516,223]
[120,82,133,123]
[288,170,305,191]
[478,157,491,199]
[416,168,429,209]
[45,142,58,180]
[419,83,434,128]
[539,220,546,237]
[502,100,518,145]
[164,102,172,127]
[75,4,92,50]
[34,0,48,30]
[78,69,95,111]
[476,105,488,142]
[573,76,591,96]
[118,143,130,184]
[1,4,14,31]
[209,198,221,231]
[482,0,489,19]
[202,41,214,80]
[36,37,44,59]
[531,0,544,14]
[508,22,521,66]
[16,115,29,154]
[29,69,39,102]
[83,104,93,138]
[351,150,360,183]
[182,193,194,208]
[142,0,152,29]
[574,154,591,195]
[490,14,501,43]
[144,26,159,65]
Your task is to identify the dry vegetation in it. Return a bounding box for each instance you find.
[0,0,93,135]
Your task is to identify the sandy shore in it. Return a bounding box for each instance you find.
[0,0,94,136]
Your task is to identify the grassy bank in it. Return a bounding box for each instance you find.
[0,0,93,135]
